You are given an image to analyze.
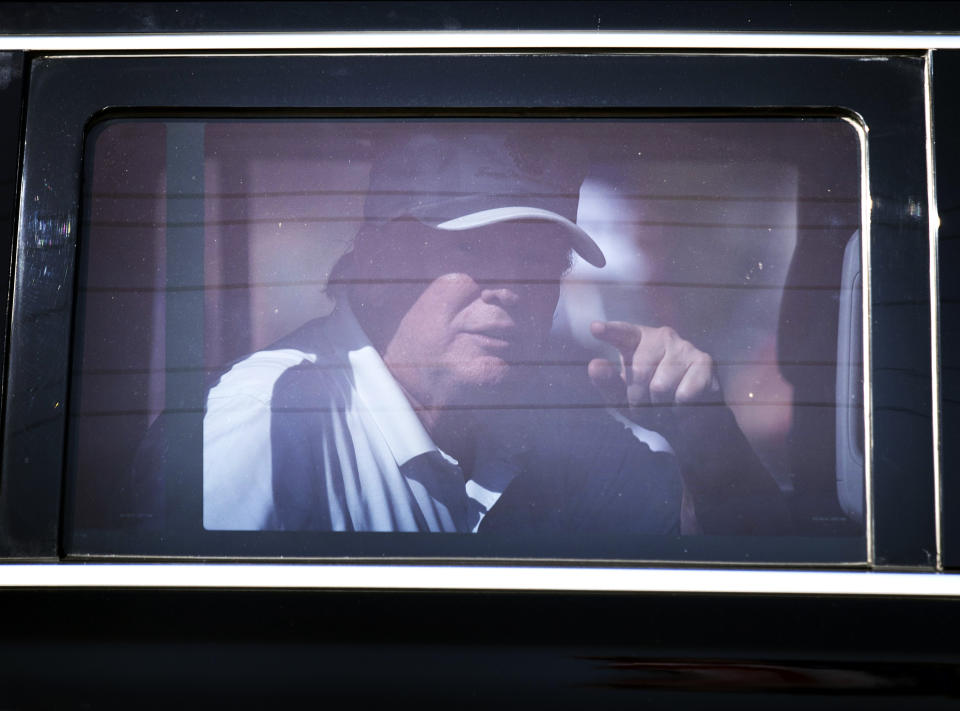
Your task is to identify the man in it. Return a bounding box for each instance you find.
[203,129,788,535]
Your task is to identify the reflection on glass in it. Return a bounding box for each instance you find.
[68,118,864,557]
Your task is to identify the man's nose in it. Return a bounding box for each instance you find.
[480,286,521,308]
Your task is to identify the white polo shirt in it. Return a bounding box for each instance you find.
[203,300,520,532]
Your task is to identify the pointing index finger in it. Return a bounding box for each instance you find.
[590,320,643,355]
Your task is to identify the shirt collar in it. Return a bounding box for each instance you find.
[330,298,443,467]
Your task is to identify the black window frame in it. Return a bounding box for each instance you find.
[0,51,935,568]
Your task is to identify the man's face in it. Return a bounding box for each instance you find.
[375,222,571,408]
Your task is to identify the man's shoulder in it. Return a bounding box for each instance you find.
[207,317,339,407]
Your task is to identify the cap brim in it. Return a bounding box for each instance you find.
[435,206,606,268]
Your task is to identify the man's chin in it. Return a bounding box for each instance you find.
[454,356,519,400]
[463,355,513,382]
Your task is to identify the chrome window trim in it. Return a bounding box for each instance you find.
[851,114,875,564]
[1,564,960,595]
[0,31,958,52]
[925,50,945,569]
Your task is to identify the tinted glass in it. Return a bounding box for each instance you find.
[65,116,865,561]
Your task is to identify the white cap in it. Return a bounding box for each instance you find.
[437,206,606,268]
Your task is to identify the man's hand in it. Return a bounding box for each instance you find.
[587,320,793,535]
[587,321,720,428]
